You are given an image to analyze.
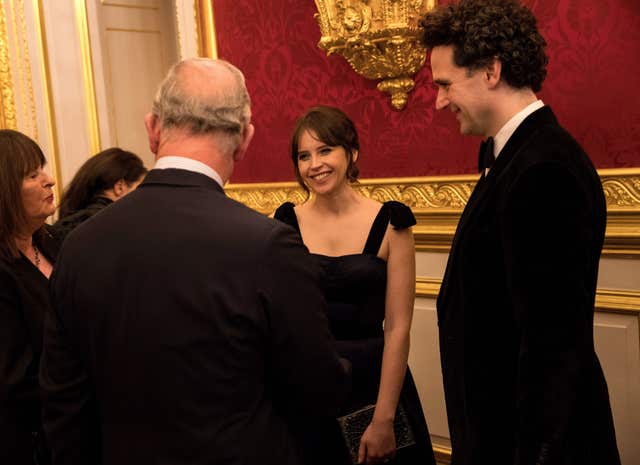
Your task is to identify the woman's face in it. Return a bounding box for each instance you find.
[296,129,355,196]
[21,165,56,227]
[120,173,146,198]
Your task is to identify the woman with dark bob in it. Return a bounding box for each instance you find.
[274,106,436,465]
[0,129,58,465]
[53,147,146,240]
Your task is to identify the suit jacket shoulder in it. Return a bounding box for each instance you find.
[494,107,599,184]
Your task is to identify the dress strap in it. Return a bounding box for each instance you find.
[273,202,301,233]
[362,206,389,255]
[362,201,417,255]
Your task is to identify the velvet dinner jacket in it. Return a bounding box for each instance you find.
[437,107,620,465]
[40,168,350,465]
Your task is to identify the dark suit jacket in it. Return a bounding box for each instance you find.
[0,227,59,465]
[437,107,620,465]
[40,168,350,465]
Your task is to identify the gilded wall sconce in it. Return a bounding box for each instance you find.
[314,0,436,110]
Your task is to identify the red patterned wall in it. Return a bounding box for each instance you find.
[213,0,640,183]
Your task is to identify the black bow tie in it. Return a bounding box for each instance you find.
[477,137,495,173]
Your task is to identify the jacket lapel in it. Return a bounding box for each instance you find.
[438,106,558,312]
[438,174,490,312]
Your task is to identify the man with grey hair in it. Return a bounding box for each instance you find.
[40,58,350,465]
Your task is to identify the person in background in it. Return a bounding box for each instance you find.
[0,129,58,465]
[53,147,146,240]
[40,58,350,465]
[420,0,620,463]
[274,105,436,465]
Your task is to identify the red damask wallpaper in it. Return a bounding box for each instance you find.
[213,0,640,183]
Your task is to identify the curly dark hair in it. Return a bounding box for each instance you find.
[420,0,548,92]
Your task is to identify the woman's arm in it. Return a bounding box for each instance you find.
[358,226,416,463]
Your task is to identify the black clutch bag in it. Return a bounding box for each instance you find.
[337,402,416,464]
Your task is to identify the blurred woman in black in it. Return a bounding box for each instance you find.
[53,147,146,240]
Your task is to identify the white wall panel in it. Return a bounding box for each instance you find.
[594,312,640,465]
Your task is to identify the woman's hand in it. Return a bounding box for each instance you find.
[357,419,396,464]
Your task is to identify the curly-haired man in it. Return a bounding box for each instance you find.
[420,1,621,464]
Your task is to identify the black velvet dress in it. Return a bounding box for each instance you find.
[275,201,436,465]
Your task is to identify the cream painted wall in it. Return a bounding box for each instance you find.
[40,2,93,188]
[0,1,63,195]
[88,0,179,169]
[29,0,180,193]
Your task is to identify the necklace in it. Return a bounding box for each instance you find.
[33,244,41,268]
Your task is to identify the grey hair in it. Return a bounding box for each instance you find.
[151,58,251,154]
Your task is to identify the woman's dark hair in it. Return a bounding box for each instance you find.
[290,106,360,194]
[420,0,548,92]
[58,148,147,218]
[0,129,47,260]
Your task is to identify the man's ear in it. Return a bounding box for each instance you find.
[485,57,502,88]
[144,113,161,154]
[351,149,359,163]
[233,123,255,162]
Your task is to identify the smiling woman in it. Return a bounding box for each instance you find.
[273,106,436,465]
[0,129,60,465]
[290,106,360,198]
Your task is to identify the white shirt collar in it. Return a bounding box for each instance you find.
[154,156,224,188]
[493,100,545,159]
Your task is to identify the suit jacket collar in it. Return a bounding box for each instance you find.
[438,106,559,311]
[486,105,557,181]
[140,168,225,195]
[459,106,558,222]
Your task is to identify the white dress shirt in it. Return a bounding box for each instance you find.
[492,99,545,161]
[154,156,224,188]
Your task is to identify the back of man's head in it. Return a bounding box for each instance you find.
[420,0,548,92]
[151,58,251,155]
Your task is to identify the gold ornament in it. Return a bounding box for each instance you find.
[314,0,437,110]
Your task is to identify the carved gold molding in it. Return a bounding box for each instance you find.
[598,168,640,256]
[416,277,640,315]
[194,0,217,59]
[33,0,62,202]
[226,168,640,257]
[74,0,101,154]
[595,288,640,315]
[0,1,61,200]
[0,2,17,129]
[227,174,476,212]
[14,0,37,138]
[1,0,38,135]
[174,0,183,58]
[314,0,436,109]
[415,277,441,298]
[433,444,452,464]
[100,1,159,9]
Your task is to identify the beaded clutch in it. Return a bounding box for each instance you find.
[337,403,416,464]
